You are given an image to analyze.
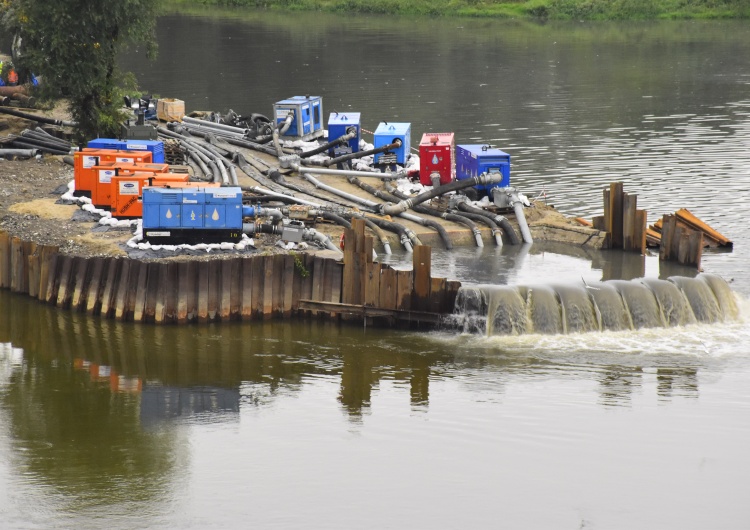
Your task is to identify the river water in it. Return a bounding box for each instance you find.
[2,10,750,529]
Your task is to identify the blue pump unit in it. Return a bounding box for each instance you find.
[456,144,511,193]
[327,112,361,156]
[273,96,324,140]
[87,138,165,163]
[142,186,244,244]
[373,122,411,165]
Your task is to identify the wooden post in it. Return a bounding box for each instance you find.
[0,231,10,289]
[100,258,122,319]
[622,192,636,251]
[396,270,413,311]
[379,267,398,310]
[609,182,624,249]
[262,255,274,319]
[71,257,91,311]
[272,254,285,318]
[38,245,58,302]
[282,255,295,318]
[220,259,233,321]
[659,214,676,261]
[197,262,210,323]
[635,210,647,255]
[412,245,432,312]
[364,262,381,307]
[85,257,106,314]
[27,245,40,299]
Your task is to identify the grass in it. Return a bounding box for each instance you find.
[167,0,750,19]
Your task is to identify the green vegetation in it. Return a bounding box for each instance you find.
[0,0,158,142]
[167,0,750,19]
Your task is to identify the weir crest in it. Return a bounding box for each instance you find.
[452,274,739,336]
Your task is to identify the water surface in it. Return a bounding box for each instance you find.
[2,12,750,529]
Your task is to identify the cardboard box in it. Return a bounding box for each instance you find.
[157,98,185,122]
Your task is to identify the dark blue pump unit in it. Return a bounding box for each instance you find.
[142,186,244,244]
[87,138,165,163]
[273,96,324,140]
[456,144,511,194]
[373,122,411,165]
[327,112,361,156]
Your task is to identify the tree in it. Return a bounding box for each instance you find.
[1,0,159,143]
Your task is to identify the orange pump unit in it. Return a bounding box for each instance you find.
[91,162,170,210]
[73,149,153,200]
[112,177,219,219]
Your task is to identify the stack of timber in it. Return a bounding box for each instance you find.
[592,182,647,254]
[0,224,460,327]
[649,208,733,249]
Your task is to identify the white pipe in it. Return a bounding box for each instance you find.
[509,193,533,244]
[302,172,380,209]
[292,162,405,180]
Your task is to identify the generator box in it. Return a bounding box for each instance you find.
[374,122,411,165]
[142,186,244,244]
[87,138,165,163]
[91,162,170,210]
[111,172,190,219]
[273,96,324,140]
[327,112,361,156]
[419,133,455,186]
[456,144,511,193]
[73,149,153,199]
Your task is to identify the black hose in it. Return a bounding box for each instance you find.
[319,211,352,230]
[300,131,355,159]
[381,174,501,216]
[455,200,520,245]
[322,139,401,167]
[0,107,76,127]
[382,184,455,249]
[452,210,501,244]
[363,215,412,250]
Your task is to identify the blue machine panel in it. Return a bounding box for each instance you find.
[373,122,411,165]
[142,188,183,204]
[273,96,324,139]
[456,144,511,192]
[142,186,243,231]
[87,138,165,163]
[181,204,204,228]
[328,112,361,155]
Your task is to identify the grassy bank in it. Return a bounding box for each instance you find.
[169,0,750,19]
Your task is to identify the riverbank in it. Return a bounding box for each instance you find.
[169,0,750,20]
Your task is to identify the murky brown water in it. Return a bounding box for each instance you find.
[2,11,750,529]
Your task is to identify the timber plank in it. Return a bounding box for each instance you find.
[100,258,122,318]
[240,257,254,319]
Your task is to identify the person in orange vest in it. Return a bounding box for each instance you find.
[7,67,18,86]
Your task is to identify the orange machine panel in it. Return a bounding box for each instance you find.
[92,162,171,210]
[111,173,200,218]
[73,149,153,200]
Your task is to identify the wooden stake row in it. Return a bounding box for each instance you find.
[592,182,647,254]
[1,226,461,325]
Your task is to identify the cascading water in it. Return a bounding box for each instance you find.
[452,273,740,336]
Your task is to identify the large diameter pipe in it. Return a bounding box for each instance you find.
[0,148,38,158]
[291,161,405,180]
[380,173,503,216]
[182,116,248,136]
[513,200,533,244]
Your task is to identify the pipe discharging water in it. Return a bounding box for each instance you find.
[451,274,740,336]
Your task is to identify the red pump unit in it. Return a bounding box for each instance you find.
[419,133,455,186]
